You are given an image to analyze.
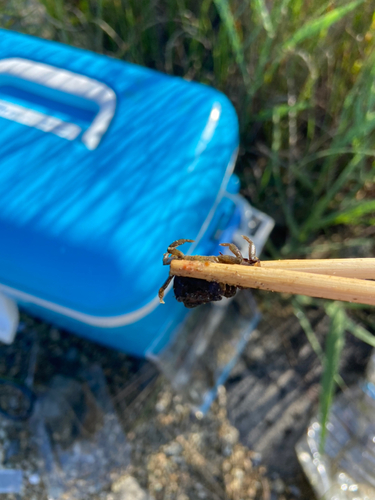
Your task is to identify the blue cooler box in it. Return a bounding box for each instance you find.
[0,29,272,360]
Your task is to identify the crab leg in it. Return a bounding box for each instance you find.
[219,242,243,264]
[158,275,174,303]
[163,239,195,264]
[241,235,258,262]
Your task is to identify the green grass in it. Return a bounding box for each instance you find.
[3,0,375,454]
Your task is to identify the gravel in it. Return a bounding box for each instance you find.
[0,303,371,500]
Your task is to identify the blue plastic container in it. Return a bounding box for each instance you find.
[0,29,246,357]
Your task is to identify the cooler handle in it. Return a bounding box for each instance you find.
[0,58,116,150]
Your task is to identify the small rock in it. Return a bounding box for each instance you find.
[155,401,166,412]
[222,445,233,457]
[250,451,262,467]
[153,482,163,492]
[111,474,154,500]
[155,391,172,413]
[195,410,204,420]
[217,385,227,407]
[233,468,244,480]
[164,442,182,456]
[220,423,239,447]
[28,473,40,485]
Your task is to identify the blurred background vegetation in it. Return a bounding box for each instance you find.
[2,0,375,445]
[4,0,374,258]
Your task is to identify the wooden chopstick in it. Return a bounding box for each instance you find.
[169,259,375,306]
[261,258,375,279]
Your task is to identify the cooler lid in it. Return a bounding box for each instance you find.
[0,29,239,320]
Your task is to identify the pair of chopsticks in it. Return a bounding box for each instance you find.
[169,258,375,306]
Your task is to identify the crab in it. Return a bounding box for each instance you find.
[158,235,260,308]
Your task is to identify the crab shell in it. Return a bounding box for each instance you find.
[173,276,237,308]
